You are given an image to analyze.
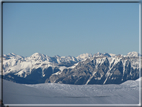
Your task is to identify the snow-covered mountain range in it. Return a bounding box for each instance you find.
[1,51,141,84]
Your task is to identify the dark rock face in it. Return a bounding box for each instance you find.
[47,57,140,85]
[3,67,60,84]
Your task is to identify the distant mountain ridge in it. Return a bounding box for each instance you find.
[1,51,141,84]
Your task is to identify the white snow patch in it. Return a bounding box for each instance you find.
[59,66,67,72]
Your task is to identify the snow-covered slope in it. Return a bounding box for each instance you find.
[2,53,78,76]
[2,79,140,105]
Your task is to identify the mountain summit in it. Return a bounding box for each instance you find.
[126,51,140,57]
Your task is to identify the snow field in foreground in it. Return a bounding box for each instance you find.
[3,78,140,104]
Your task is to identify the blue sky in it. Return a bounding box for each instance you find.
[3,3,139,57]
